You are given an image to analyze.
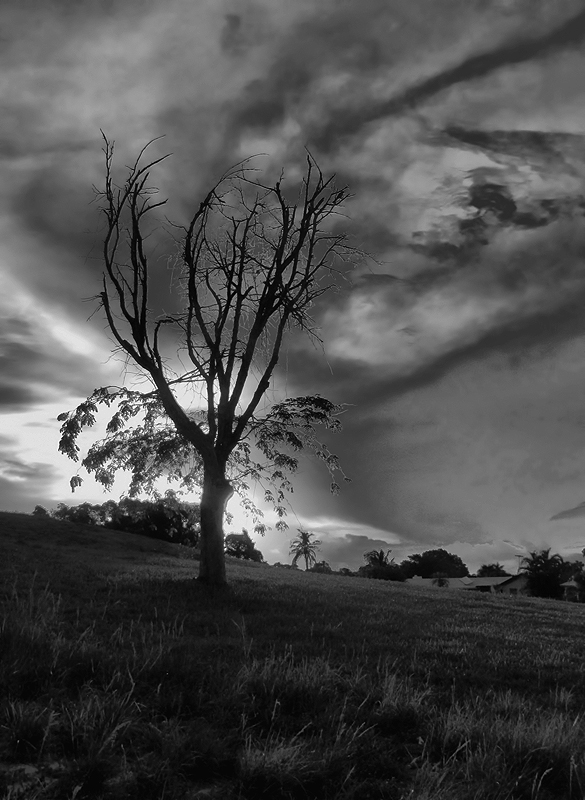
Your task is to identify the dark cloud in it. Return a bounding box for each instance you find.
[0,450,59,513]
[220,13,243,54]
[444,127,585,169]
[309,5,585,149]
[357,288,585,406]
[319,534,398,570]
[10,157,98,252]
[0,384,40,411]
[0,309,119,413]
[2,0,585,562]
[285,242,585,409]
[550,502,585,521]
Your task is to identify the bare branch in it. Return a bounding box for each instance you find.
[61,139,358,585]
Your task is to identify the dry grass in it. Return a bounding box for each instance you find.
[3,510,585,798]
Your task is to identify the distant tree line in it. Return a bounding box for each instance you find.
[281,536,585,601]
[33,498,269,561]
[519,548,585,601]
[32,492,200,547]
[32,503,585,600]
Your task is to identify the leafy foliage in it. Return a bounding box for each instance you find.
[289,529,322,570]
[359,549,406,581]
[31,505,49,517]
[224,529,264,562]
[363,549,394,568]
[400,549,469,579]
[48,491,201,547]
[358,565,406,582]
[520,548,566,599]
[58,387,348,536]
[476,562,510,577]
[57,139,357,585]
[308,560,333,574]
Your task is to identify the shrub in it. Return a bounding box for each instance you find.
[31,505,49,517]
[49,492,201,547]
[357,564,406,582]
[225,529,264,562]
[308,561,333,574]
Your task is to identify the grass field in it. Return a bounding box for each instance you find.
[2,510,585,799]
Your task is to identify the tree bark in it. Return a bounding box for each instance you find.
[198,470,234,586]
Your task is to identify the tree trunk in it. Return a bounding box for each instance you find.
[198,470,234,586]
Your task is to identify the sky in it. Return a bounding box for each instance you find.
[3,0,585,573]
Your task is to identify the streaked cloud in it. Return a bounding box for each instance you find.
[551,502,585,521]
[2,0,585,571]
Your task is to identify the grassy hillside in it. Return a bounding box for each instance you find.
[2,511,585,799]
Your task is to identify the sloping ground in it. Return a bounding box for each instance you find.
[0,510,272,586]
[0,511,198,581]
[4,510,585,798]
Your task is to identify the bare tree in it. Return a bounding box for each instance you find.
[58,136,353,586]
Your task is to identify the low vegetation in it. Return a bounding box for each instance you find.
[33,493,201,548]
[2,510,585,798]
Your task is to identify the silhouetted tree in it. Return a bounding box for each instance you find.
[364,549,393,567]
[359,550,405,581]
[519,548,565,599]
[58,137,354,586]
[31,505,49,517]
[224,528,264,562]
[308,560,332,574]
[51,502,102,526]
[400,549,469,579]
[338,567,355,577]
[289,529,322,570]
[50,492,200,546]
[477,562,510,577]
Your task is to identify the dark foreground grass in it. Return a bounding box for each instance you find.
[2,512,585,798]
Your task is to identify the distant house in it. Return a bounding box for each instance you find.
[406,574,529,595]
[560,579,581,602]
[493,574,529,596]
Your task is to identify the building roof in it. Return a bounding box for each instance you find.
[406,575,524,590]
[496,574,528,587]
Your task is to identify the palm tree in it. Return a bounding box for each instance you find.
[364,549,393,567]
[519,548,565,599]
[289,529,322,571]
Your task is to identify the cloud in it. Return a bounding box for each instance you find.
[306,4,585,149]
[550,502,585,521]
[0,436,60,513]
[320,220,585,387]
[3,0,585,566]
[0,276,120,412]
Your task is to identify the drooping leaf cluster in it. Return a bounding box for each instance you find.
[58,387,348,533]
